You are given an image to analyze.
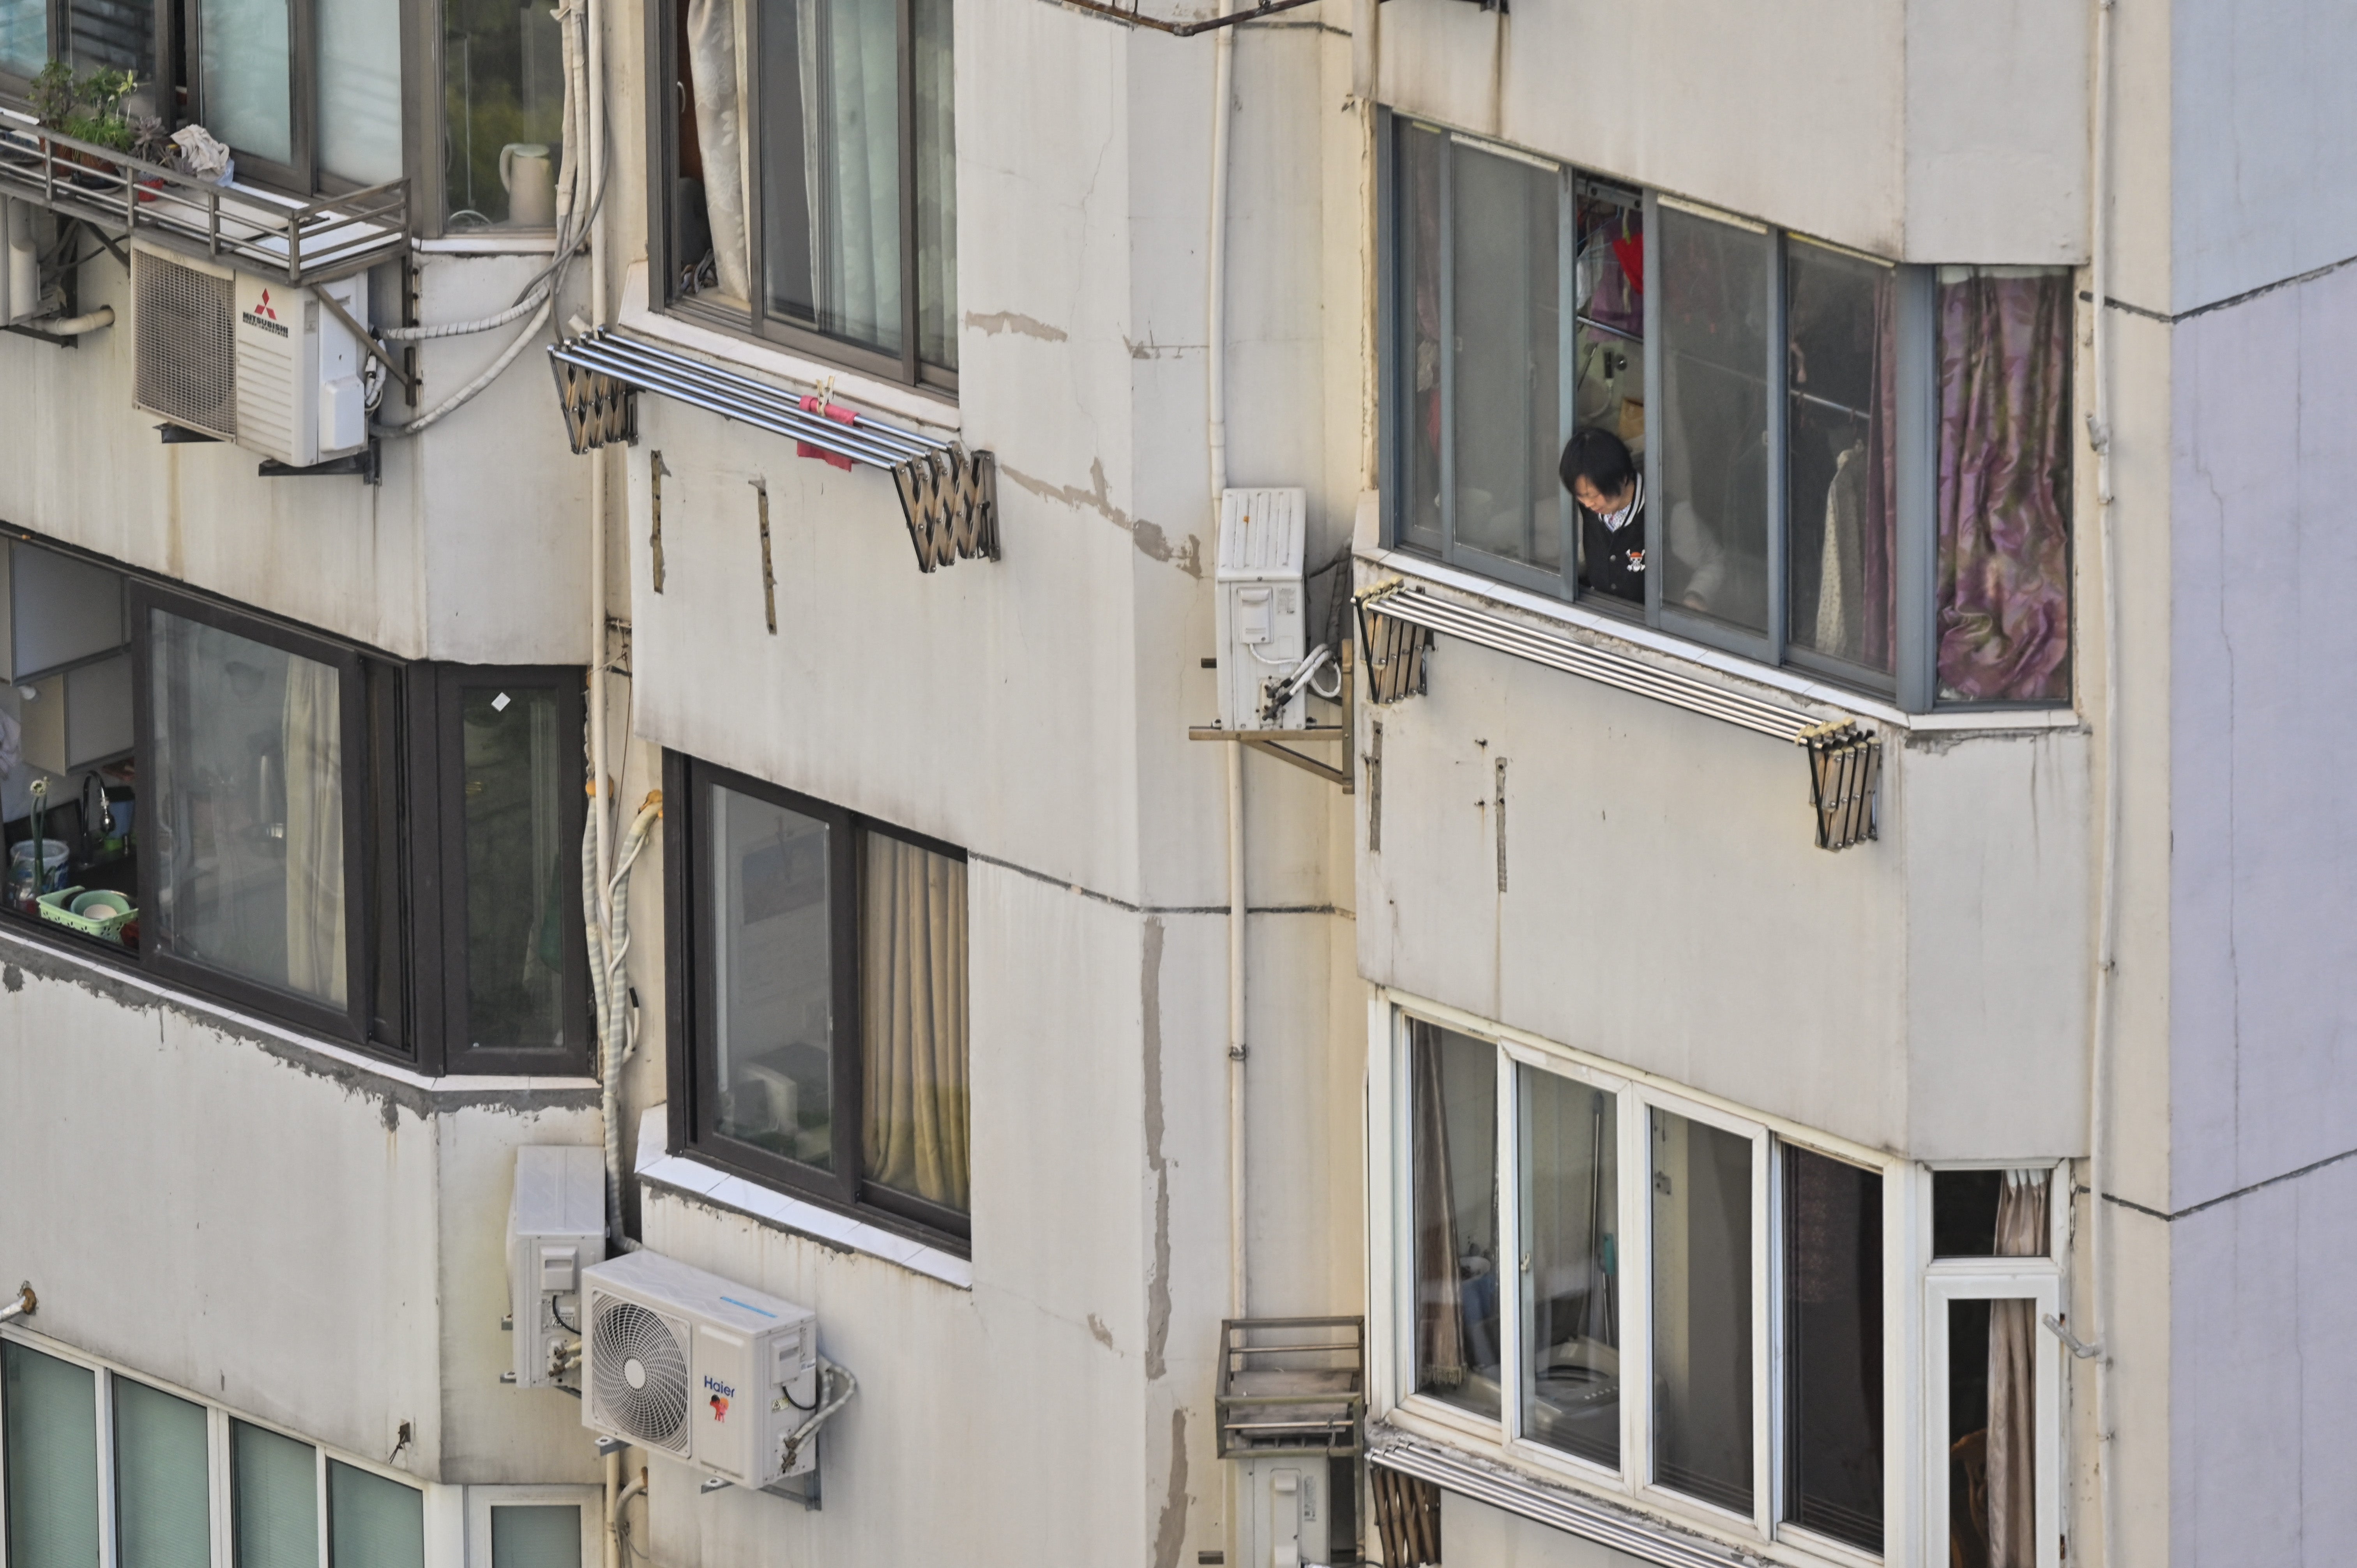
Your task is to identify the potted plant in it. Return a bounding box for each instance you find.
[30,63,142,179]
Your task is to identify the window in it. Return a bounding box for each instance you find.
[441,0,568,229]
[1,1341,424,1568]
[652,0,959,388]
[1382,115,2074,711]
[0,535,588,1075]
[668,753,971,1245]
[463,1487,599,1568]
[1391,1012,1889,1556]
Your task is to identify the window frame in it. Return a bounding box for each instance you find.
[1378,110,2060,716]
[663,749,972,1251]
[461,1487,600,1568]
[427,664,592,1077]
[1919,1272,2064,1568]
[130,577,377,1049]
[1376,996,1908,1565]
[644,0,958,394]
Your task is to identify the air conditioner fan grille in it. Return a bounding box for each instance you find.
[590,1296,691,1452]
[133,251,235,436]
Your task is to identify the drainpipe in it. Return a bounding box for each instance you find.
[1206,0,1246,1326]
[2081,1,2119,1566]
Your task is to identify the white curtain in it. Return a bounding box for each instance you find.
[198,0,293,164]
[686,0,752,299]
[316,0,404,185]
[798,0,901,349]
[281,658,346,1006]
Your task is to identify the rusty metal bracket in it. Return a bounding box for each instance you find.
[1798,720,1882,851]
[553,358,637,453]
[1355,579,1431,705]
[892,444,1000,572]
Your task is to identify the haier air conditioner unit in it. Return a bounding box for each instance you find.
[128,244,369,468]
[580,1250,822,1487]
[1214,487,1309,731]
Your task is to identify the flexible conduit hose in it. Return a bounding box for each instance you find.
[585,793,662,1251]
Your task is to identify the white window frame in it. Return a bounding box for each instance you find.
[0,1328,458,1568]
[463,1486,600,1568]
[1369,990,1919,1567]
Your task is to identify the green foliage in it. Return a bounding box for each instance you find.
[32,62,145,152]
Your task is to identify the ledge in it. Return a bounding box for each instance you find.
[0,924,600,1117]
[633,1107,974,1291]
[617,261,961,436]
[1363,548,2082,736]
[1369,1420,1762,1568]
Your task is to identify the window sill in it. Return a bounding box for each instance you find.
[1363,547,2083,736]
[633,1107,974,1291]
[1371,1417,1769,1568]
[0,922,600,1107]
[618,261,961,436]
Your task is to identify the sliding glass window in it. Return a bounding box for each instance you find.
[1382,111,2074,712]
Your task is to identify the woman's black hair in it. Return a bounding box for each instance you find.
[1558,426,1638,497]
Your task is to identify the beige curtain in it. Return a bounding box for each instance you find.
[1987,1171,2048,1568]
[860,834,969,1211]
[1410,1022,1465,1388]
[685,0,751,299]
[281,658,346,1006]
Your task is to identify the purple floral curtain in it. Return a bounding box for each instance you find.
[1936,272,2074,701]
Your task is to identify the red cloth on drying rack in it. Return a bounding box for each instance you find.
[798,395,859,470]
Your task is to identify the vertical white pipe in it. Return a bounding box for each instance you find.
[2084,2,2118,1567]
[1207,0,1244,1323]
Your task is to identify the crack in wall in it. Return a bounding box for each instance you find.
[1142,916,1173,1381]
[1001,459,1203,577]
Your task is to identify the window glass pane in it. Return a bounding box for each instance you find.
[1950,1298,2037,1568]
[443,0,567,227]
[231,1422,314,1568]
[115,1379,210,1568]
[1409,1019,1499,1418]
[69,0,153,77]
[860,832,968,1212]
[910,0,954,370]
[1569,178,1645,609]
[1450,140,1562,574]
[1936,267,2073,703]
[1786,242,1896,675]
[148,610,348,1007]
[2,1342,100,1568]
[0,0,46,77]
[199,0,292,165]
[327,1462,421,1568]
[1659,205,1770,634]
[1518,1067,1618,1468]
[489,1506,580,1568]
[1934,1168,2049,1258]
[1781,1145,1883,1550]
[316,0,402,184]
[1649,1107,1751,1513]
[1393,120,1444,555]
[365,663,406,1049]
[761,0,905,356]
[459,684,570,1054]
[682,0,751,300]
[710,783,833,1167]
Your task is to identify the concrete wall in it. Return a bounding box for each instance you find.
[0,930,603,1484]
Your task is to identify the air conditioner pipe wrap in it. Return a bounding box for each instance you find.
[584,791,661,1254]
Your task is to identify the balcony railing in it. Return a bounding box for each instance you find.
[0,112,408,283]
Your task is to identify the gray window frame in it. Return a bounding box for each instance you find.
[1379,110,2063,715]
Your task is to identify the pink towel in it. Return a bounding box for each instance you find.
[798,395,857,470]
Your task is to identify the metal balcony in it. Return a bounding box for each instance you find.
[0,111,408,284]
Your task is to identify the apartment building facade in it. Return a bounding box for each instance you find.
[0,0,2348,1566]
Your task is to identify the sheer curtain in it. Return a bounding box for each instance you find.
[797,0,902,351]
[1410,1022,1465,1391]
[317,0,404,185]
[1936,268,2074,701]
[1986,1171,2048,1568]
[686,0,752,298]
[860,833,968,1211]
[0,0,44,76]
[910,0,956,367]
[282,657,346,1006]
[199,0,293,164]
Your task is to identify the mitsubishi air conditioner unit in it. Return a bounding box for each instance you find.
[129,244,369,468]
[580,1250,822,1487]
[1214,487,1309,731]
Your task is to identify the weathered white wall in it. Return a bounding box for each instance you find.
[1378,0,2085,262]
[0,931,603,1483]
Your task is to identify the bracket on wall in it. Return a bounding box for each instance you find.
[258,439,380,485]
[1797,720,1881,851]
[1354,579,1432,705]
[1189,642,1356,793]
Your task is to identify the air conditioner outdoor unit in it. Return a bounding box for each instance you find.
[580,1249,822,1487]
[1214,487,1309,731]
[507,1146,607,1391]
[129,243,370,468]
